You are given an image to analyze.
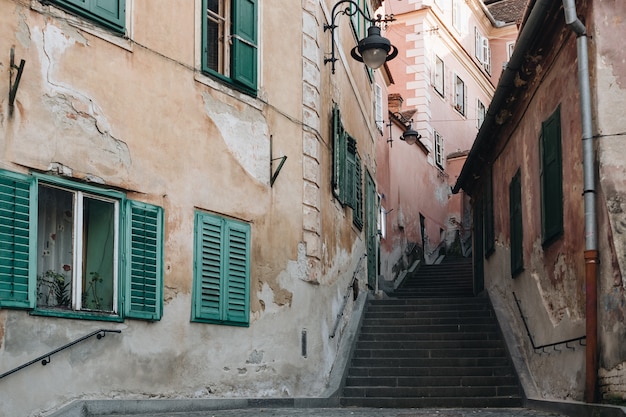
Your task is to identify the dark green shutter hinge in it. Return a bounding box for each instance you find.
[270,135,287,187]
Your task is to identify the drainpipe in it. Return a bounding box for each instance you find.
[562,0,598,403]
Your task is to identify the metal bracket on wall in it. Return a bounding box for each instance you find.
[9,47,26,114]
[270,135,287,187]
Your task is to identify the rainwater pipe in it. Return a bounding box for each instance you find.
[562,0,598,403]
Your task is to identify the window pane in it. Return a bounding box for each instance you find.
[37,186,74,309]
[81,196,115,312]
[206,0,226,73]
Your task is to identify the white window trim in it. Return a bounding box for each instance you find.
[375,83,384,131]
[477,99,486,129]
[454,74,466,116]
[433,55,445,97]
[434,131,444,169]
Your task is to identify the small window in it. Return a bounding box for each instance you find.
[507,41,515,60]
[452,0,465,33]
[202,0,258,92]
[434,56,445,96]
[332,105,364,224]
[477,99,486,128]
[48,0,126,33]
[0,170,164,321]
[540,107,563,245]
[454,75,466,115]
[509,169,523,277]
[474,27,491,73]
[192,211,250,326]
[375,84,384,131]
[434,131,444,169]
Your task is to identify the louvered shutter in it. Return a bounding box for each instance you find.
[125,200,163,320]
[540,108,563,243]
[345,137,357,209]
[194,213,223,322]
[232,0,258,90]
[52,0,125,33]
[224,221,250,325]
[0,170,35,309]
[353,153,363,229]
[332,105,347,204]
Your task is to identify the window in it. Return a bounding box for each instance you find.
[474,27,491,73]
[540,107,563,244]
[509,169,523,277]
[202,0,258,92]
[452,0,465,33]
[434,131,444,169]
[375,84,384,131]
[507,41,515,60]
[454,75,466,115]
[332,105,364,227]
[477,99,486,128]
[0,170,163,321]
[49,0,126,33]
[434,56,445,96]
[350,0,371,41]
[192,211,250,326]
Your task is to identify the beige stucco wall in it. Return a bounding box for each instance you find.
[0,1,381,415]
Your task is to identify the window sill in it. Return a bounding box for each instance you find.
[194,72,261,110]
[31,308,124,322]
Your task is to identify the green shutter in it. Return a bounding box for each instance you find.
[125,200,163,320]
[224,221,250,325]
[509,170,523,277]
[193,213,223,322]
[193,212,250,326]
[332,105,347,204]
[353,153,363,229]
[540,107,563,243]
[51,0,125,33]
[345,137,357,209]
[232,0,258,90]
[0,170,36,309]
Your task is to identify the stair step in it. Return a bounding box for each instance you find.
[341,260,521,409]
[348,366,516,377]
[340,396,523,408]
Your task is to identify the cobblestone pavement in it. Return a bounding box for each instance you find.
[129,407,567,417]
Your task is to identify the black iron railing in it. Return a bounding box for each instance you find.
[513,292,585,353]
[0,329,121,380]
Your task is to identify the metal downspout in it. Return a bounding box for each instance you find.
[562,0,598,403]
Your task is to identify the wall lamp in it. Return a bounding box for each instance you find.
[324,0,398,74]
[387,112,421,147]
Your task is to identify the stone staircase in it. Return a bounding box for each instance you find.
[340,257,523,408]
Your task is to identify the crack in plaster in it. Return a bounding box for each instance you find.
[34,22,131,175]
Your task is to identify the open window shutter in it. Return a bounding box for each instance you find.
[232,0,258,90]
[345,137,357,209]
[332,105,347,203]
[223,220,250,326]
[0,171,35,309]
[353,153,363,229]
[53,0,125,32]
[125,200,163,320]
[194,213,223,322]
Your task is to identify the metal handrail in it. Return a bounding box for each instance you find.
[0,329,121,379]
[513,292,585,353]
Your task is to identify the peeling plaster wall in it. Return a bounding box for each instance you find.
[0,1,375,416]
[483,24,587,401]
[593,0,626,402]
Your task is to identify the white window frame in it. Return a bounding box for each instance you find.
[507,41,516,60]
[433,55,445,96]
[375,83,384,131]
[477,99,486,128]
[454,74,466,116]
[474,27,491,73]
[39,185,120,314]
[434,131,444,169]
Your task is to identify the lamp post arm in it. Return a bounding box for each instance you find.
[324,0,395,74]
